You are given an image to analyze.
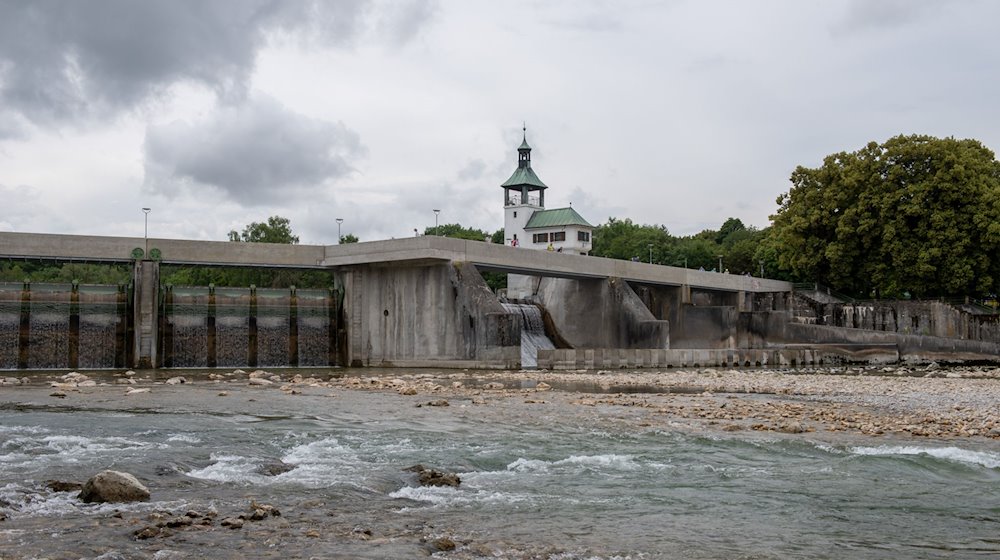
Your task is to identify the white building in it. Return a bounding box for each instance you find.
[502,128,594,298]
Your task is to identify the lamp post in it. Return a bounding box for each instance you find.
[717,255,724,273]
[648,243,653,264]
[336,218,343,244]
[141,207,151,256]
[433,209,440,236]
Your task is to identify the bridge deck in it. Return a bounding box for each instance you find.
[0,232,792,293]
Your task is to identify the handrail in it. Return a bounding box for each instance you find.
[794,283,999,314]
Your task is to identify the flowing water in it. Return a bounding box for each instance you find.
[1,376,998,559]
[0,283,124,370]
[502,303,555,368]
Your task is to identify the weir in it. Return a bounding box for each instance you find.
[0,282,128,370]
[2,233,997,369]
[502,302,556,368]
[160,285,341,369]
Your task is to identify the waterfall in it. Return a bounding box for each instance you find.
[502,302,555,368]
[0,282,124,370]
[164,286,337,368]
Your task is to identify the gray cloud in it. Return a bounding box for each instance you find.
[0,111,28,140]
[539,0,626,33]
[0,183,41,230]
[0,0,436,128]
[456,159,487,182]
[376,0,438,46]
[832,0,941,36]
[143,96,365,203]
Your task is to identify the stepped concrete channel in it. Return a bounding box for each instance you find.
[1,232,997,370]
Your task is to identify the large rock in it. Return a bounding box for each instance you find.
[404,464,461,487]
[78,470,150,503]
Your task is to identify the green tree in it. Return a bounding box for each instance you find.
[770,134,1000,298]
[591,218,674,263]
[0,262,130,284]
[424,223,492,241]
[161,215,333,288]
[228,216,300,244]
[340,234,359,244]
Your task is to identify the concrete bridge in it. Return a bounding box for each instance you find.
[0,231,789,293]
[0,231,794,369]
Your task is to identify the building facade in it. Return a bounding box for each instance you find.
[502,129,593,255]
[502,128,593,298]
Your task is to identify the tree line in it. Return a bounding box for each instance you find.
[3,134,996,300]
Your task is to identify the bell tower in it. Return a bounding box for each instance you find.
[502,125,547,247]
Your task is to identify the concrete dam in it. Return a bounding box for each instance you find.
[1,231,998,371]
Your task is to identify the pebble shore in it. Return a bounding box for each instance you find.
[325,364,1000,440]
[8,363,1000,440]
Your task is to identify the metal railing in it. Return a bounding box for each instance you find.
[793,283,999,314]
[505,194,540,206]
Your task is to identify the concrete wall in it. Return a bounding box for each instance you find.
[778,322,1000,363]
[536,346,899,370]
[532,276,669,349]
[671,306,739,349]
[343,262,519,368]
[793,295,1000,344]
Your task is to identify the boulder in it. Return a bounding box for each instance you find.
[255,461,295,476]
[404,464,461,487]
[78,470,150,503]
[430,537,457,552]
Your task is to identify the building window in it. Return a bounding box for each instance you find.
[578,231,591,242]
[533,233,548,244]
[552,231,566,242]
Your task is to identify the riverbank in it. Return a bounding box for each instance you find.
[7,363,1000,441]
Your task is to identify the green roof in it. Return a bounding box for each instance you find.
[518,137,531,150]
[501,166,548,189]
[524,207,593,229]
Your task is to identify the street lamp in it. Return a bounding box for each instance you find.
[336,218,343,244]
[717,255,724,273]
[141,208,151,256]
[433,209,440,236]
[648,243,653,264]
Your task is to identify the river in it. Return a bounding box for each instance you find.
[1,369,999,559]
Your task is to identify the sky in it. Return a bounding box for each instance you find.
[1,0,999,245]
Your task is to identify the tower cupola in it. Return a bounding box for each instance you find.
[502,125,547,208]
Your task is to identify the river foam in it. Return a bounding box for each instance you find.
[849,445,1000,469]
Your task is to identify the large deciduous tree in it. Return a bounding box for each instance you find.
[770,135,1000,298]
[228,216,300,244]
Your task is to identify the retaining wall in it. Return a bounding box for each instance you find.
[536,345,899,370]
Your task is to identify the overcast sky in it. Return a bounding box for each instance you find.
[2,0,998,244]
